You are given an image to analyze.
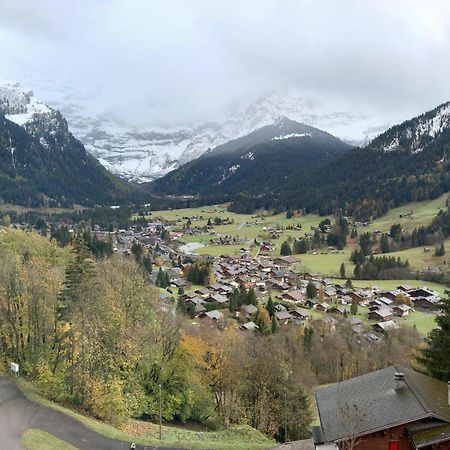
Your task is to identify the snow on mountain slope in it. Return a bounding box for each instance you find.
[63,92,385,182]
[370,101,450,154]
[0,81,52,126]
[0,81,386,182]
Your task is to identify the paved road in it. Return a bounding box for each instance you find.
[0,376,184,450]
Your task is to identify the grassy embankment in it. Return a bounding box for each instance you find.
[22,429,78,450]
[15,377,274,450]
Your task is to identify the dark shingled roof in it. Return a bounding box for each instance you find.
[314,365,450,444]
[408,423,450,449]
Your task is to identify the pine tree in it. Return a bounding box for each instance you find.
[280,241,292,256]
[239,284,247,306]
[178,286,185,296]
[340,262,346,278]
[271,315,279,333]
[131,242,143,262]
[177,296,187,314]
[156,267,164,287]
[266,296,275,317]
[143,254,153,273]
[418,296,450,380]
[380,234,390,253]
[306,281,317,299]
[350,301,358,315]
[353,263,362,279]
[246,287,257,306]
[345,278,353,288]
[165,271,171,287]
[435,242,446,257]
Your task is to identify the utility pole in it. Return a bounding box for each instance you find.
[159,384,162,441]
[284,390,288,443]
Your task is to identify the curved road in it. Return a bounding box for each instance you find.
[0,376,183,450]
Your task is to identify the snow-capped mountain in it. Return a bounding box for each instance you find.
[152,117,351,197]
[64,92,385,182]
[0,81,386,182]
[370,101,450,154]
[0,81,140,207]
[0,81,53,126]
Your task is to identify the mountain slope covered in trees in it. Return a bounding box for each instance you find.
[217,102,450,218]
[0,82,152,207]
[0,112,144,207]
[269,102,450,219]
[151,118,352,198]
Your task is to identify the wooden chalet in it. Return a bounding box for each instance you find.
[313,365,450,449]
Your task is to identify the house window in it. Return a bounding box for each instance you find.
[389,442,399,450]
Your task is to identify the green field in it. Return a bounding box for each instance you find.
[383,239,450,270]
[22,429,78,450]
[296,248,353,277]
[364,194,448,234]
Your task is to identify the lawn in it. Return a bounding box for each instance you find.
[383,239,450,270]
[15,378,274,450]
[400,310,438,335]
[22,429,78,450]
[295,248,354,277]
[364,195,448,234]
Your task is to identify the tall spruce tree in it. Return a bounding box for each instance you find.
[280,241,292,256]
[418,295,450,381]
[306,280,317,299]
[380,234,390,253]
[340,262,346,278]
[266,296,275,317]
[271,315,279,333]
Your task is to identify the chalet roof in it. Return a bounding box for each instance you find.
[210,294,228,303]
[374,320,399,332]
[240,321,259,331]
[371,307,393,318]
[291,308,310,318]
[205,310,224,321]
[314,365,450,445]
[186,296,204,305]
[330,305,348,314]
[283,291,304,302]
[242,304,258,315]
[378,296,394,305]
[275,310,292,321]
[195,304,206,313]
[408,422,450,448]
[346,316,363,326]
[274,255,300,265]
[394,304,411,311]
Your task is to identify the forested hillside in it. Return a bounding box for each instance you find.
[229,103,450,218]
[151,118,351,198]
[0,112,148,207]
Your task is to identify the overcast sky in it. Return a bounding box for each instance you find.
[1,0,450,129]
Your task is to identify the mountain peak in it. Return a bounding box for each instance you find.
[370,100,450,154]
[0,81,52,126]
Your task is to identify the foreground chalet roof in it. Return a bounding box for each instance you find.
[314,365,450,445]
